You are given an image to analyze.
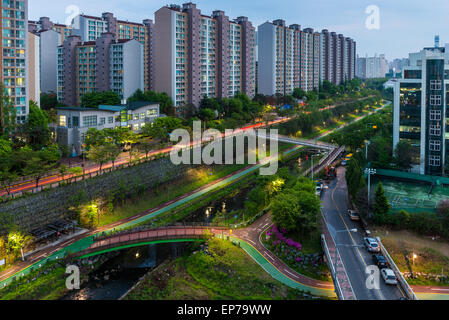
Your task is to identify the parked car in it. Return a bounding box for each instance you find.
[364,237,381,253]
[348,210,360,221]
[381,268,398,285]
[372,254,388,269]
[316,186,322,197]
[341,160,348,166]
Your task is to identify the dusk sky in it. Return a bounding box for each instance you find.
[29,0,449,60]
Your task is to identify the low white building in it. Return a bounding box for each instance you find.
[56,101,161,156]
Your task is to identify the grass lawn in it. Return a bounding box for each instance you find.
[125,238,311,300]
[0,262,69,300]
[373,227,449,286]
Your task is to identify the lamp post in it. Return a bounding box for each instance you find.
[365,168,377,217]
[365,140,371,161]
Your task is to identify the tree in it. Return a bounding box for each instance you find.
[142,117,183,142]
[138,140,154,159]
[22,145,61,188]
[373,182,391,223]
[394,140,414,170]
[292,88,306,100]
[80,91,121,109]
[87,144,111,172]
[40,93,59,110]
[104,143,121,168]
[0,83,16,137]
[199,108,216,122]
[128,89,175,115]
[271,179,321,238]
[7,229,32,259]
[68,167,83,178]
[58,164,68,181]
[23,101,51,149]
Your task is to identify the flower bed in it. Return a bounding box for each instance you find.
[264,226,331,281]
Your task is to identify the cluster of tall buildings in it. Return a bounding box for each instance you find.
[2,1,358,123]
[356,54,389,79]
[257,20,356,96]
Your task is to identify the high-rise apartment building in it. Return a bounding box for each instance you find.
[356,54,389,79]
[57,34,144,106]
[29,18,72,94]
[28,31,39,105]
[153,3,256,110]
[258,21,355,96]
[29,17,72,44]
[71,13,153,91]
[1,0,29,123]
[393,43,449,176]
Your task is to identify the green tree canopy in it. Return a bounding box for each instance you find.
[80,91,121,109]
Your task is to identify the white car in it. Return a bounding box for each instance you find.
[315,186,322,197]
[381,268,398,285]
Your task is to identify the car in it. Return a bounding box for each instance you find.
[381,268,398,285]
[364,237,381,253]
[372,254,388,269]
[348,210,360,221]
[341,160,348,166]
[315,186,322,197]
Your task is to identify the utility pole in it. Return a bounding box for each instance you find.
[365,168,377,217]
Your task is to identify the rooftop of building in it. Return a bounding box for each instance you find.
[57,101,160,113]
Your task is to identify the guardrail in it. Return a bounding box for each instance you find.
[321,234,342,300]
[376,237,418,300]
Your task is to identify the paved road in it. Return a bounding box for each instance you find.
[0,118,291,197]
[321,166,407,300]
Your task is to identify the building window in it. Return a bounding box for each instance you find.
[59,115,67,127]
[430,110,442,121]
[429,140,441,151]
[108,117,114,124]
[430,95,441,106]
[430,125,441,136]
[82,115,97,128]
[429,155,441,167]
[73,117,80,127]
[134,114,139,121]
[99,117,106,125]
[133,124,139,131]
[430,80,442,91]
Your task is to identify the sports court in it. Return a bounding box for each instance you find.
[373,177,449,212]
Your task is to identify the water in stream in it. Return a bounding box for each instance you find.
[62,242,189,300]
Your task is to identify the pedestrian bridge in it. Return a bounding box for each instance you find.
[255,132,337,151]
[74,226,227,259]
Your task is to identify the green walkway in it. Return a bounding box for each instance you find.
[0,146,303,289]
[234,238,336,298]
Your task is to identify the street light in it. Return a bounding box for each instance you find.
[365,168,377,217]
[365,140,371,161]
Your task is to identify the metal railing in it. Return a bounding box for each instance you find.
[377,237,418,300]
